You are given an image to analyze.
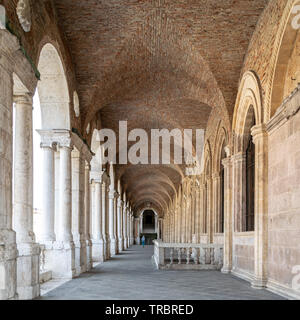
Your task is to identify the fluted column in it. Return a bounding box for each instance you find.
[84,163,93,270]
[221,156,233,274]
[13,93,40,299]
[251,124,268,289]
[117,198,123,251]
[92,180,105,262]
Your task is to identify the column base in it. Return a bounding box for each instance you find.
[251,277,268,289]
[45,241,76,279]
[0,229,18,300]
[221,266,232,274]
[91,239,105,263]
[86,239,93,271]
[16,242,40,300]
[110,238,117,256]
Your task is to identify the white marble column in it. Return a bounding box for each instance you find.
[135,217,140,244]
[131,214,134,245]
[84,163,93,270]
[123,200,128,249]
[108,190,117,255]
[102,179,109,259]
[39,142,56,243]
[117,197,124,251]
[72,148,86,275]
[92,180,105,262]
[54,140,75,278]
[0,31,19,300]
[127,210,130,247]
[114,194,118,253]
[13,93,40,299]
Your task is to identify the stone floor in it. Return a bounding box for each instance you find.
[37,245,284,300]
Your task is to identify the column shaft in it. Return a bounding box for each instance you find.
[14,94,40,299]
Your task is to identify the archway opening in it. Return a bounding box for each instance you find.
[141,209,157,245]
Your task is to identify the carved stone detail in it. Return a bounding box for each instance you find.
[17,0,31,32]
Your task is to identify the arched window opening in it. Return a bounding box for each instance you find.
[219,141,226,234]
[244,110,255,232]
[245,131,255,232]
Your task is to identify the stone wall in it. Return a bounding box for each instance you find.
[267,87,300,298]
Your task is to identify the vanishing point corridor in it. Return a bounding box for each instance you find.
[38,246,283,300]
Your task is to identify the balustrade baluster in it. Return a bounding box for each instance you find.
[178,248,182,264]
[170,248,174,265]
[186,248,191,265]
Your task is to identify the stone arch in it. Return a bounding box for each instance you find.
[264,0,300,121]
[269,1,300,118]
[37,43,70,130]
[232,71,262,154]
[213,123,229,174]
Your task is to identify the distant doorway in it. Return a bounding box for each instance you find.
[141,210,157,245]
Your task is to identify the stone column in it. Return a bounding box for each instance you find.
[212,173,221,234]
[92,180,105,262]
[102,180,109,259]
[129,214,132,245]
[186,197,192,243]
[135,217,140,244]
[13,93,40,299]
[39,141,56,243]
[127,210,130,247]
[251,124,268,289]
[206,176,213,243]
[72,148,86,275]
[221,156,233,274]
[195,188,200,243]
[181,197,186,243]
[108,190,117,255]
[0,30,18,300]
[233,153,247,232]
[117,198,123,251]
[123,203,128,249]
[55,141,75,278]
[84,163,93,271]
[114,195,119,253]
[199,176,205,239]
[37,133,57,281]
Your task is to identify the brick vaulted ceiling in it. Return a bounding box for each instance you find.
[53,0,268,215]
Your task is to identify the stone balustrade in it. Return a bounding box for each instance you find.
[153,240,223,270]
